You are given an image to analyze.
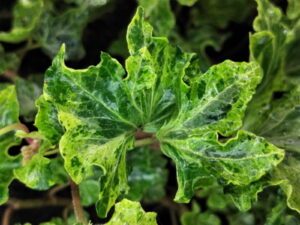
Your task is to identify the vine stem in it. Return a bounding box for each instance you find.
[2,197,71,225]
[70,179,87,225]
[0,123,29,136]
[2,206,13,225]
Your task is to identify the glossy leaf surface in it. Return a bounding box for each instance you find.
[38,7,192,217]
[157,60,284,202]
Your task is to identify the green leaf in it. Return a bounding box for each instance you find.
[64,0,108,7]
[79,179,100,207]
[0,85,21,204]
[225,180,266,211]
[265,200,287,225]
[177,0,198,6]
[105,199,158,225]
[271,156,300,213]
[228,212,255,225]
[0,0,43,43]
[0,45,20,74]
[33,7,89,60]
[285,21,300,81]
[39,7,193,218]
[180,202,221,225]
[16,77,42,122]
[243,0,288,132]
[174,0,254,62]
[243,0,300,139]
[137,0,175,36]
[287,0,300,20]
[126,147,168,202]
[256,87,300,152]
[35,95,64,145]
[157,60,284,202]
[14,153,67,190]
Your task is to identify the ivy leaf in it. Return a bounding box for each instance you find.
[287,0,300,20]
[180,202,221,225]
[225,180,266,211]
[16,77,42,122]
[271,156,300,214]
[39,7,193,217]
[105,199,158,225]
[126,147,168,202]
[33,7,89,60]
[79,179,100,207]
[137,0,175,36]
[285,21,300,81]
[243,0,300,137]
[35,95,64,145]
[14,153,68,190]
[228,212,255,225]
[0,45,20,74]
[0,0,43,43]
[177,0,198,6]
[255,87,300,152]
[0,85,21,204]
[64,0,108,7]
[43,46,137,217]
[173,0,254,69]
[157,60,284,202]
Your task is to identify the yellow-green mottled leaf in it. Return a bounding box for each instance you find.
[157,60,284,203]
[105,199,157,225]
[138,0,175,36]
[39,7,193,218]
[271,157,300,213]
[14,154,67,190]
[35,95,64,145]
[0,85,21,204]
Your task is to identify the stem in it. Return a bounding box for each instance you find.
[7,197,70,209]
[2,206,13,225]
[44,149,60,156]
[48,183,69,199]
[2,197,71,224]
[70,179,87,224]
[0,123,29,136]
[2,70,17,82]
[134,137,155,148]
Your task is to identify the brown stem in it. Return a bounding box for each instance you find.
[160,197,188,215]
[134,130,160,150]
[2,206,13,225]
[48,183,70,199]
[2,70,17,82]
[170,208,178,225]
[2,197,71,225]
[70,179,87,224]
[7,197,71,209]
[63,204,73,222]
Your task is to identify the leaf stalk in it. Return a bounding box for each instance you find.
[70,179,88,225]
